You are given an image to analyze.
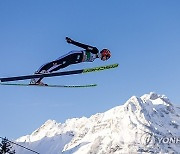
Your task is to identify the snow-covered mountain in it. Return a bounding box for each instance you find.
[14,92,180,154]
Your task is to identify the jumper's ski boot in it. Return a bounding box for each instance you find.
[29,70,49,86]
[29,78,48,86]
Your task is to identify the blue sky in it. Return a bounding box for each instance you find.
[0,0,180,139]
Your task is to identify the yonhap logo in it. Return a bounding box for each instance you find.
[157,136,180,144]
[140,132,180,146]
[140,132,156,146]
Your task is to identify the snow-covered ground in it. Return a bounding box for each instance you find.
[14,92,180,154]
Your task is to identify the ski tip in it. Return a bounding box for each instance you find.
[83,63,119,73]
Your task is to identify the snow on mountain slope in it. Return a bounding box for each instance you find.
[14,92,180,154]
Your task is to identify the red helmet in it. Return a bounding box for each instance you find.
[100,49,111,60]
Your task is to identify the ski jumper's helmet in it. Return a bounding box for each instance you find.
[100,49,111,60]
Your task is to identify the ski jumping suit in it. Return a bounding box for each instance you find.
[34,40,100,83]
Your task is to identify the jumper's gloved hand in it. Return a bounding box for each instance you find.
[66,37,73,43]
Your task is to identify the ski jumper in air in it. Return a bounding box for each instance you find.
[30,37,111,85]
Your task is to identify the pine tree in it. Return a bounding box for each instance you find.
[0,137,15,154]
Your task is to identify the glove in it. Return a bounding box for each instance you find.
[66,37,73,43]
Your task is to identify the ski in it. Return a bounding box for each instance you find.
[0,63,118,82]
[0,83,97,88]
